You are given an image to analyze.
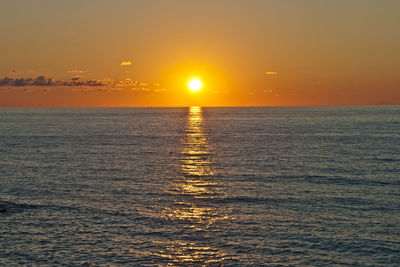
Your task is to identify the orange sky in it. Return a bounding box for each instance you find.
[0,0,399,107]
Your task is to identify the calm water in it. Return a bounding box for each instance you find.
[1,106,399,266]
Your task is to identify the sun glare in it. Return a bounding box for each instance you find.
[188,79,202,92]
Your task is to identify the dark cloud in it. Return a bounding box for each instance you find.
[0,77,14,86]
[32,76,52,86]
[0,76,112,87]
[0,76,165,93]
[14,78,33,86]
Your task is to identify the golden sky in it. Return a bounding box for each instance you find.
[0,0,399,107]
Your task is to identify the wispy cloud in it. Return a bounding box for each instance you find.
[11,70,21,75]
[265,72,278,75]
[115,78,164,92]
[66,70,87,74]
[153,88,166,93]
[116,78,138,87]
[120,61,132,66]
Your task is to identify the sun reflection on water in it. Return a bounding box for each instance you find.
[159,106,228,265]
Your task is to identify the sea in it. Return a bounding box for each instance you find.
[0,106,399,266]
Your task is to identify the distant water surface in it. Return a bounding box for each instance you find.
[0,106,399,266]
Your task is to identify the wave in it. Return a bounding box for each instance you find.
[0,199,170,225]
[0,200,39,213]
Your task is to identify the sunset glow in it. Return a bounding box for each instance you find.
[1,1,399,265]
[0,1,399,107]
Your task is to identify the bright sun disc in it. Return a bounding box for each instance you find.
[188,79,202,92]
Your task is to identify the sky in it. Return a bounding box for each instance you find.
[0,0,399,107]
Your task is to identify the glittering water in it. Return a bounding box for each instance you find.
[1,106,399,266]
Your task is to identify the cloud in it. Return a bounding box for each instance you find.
[0,75,165,93]
[67,70,87,74]
[116,78,138,87]
[120,61,132,66]
[33,76,53,86]
[0,76,113,87]
[115,79,164,93]
[265,72,278,75]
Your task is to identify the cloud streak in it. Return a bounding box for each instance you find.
[11,70,21,75]
[265,72,278,75]
[66,70,87,74]
[120,61,132,66]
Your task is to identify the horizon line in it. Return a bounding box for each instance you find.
[0,104,399,108]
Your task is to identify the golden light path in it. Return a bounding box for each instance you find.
[159,106,228,265]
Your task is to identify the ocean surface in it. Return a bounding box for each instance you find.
[1,106,399,266]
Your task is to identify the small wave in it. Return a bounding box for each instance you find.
[374,157,399,162]
[0,199,168,225]
[0,200,39,213]
[212,196,297,204]
[303,175,398,186]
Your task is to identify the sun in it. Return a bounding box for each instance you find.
[188,78,202,92]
